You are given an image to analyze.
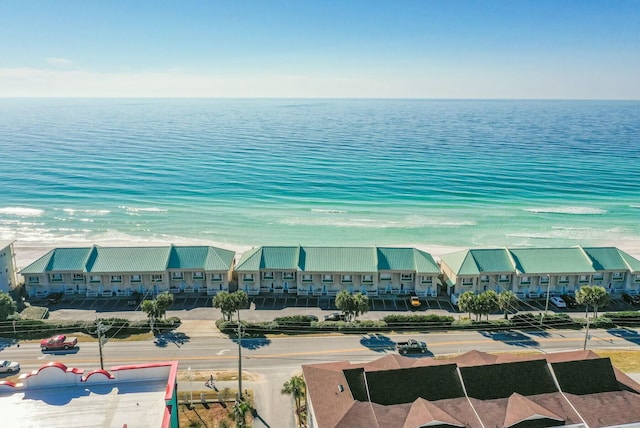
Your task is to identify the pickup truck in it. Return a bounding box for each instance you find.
[40,335,78,351]
[396,338,428,354]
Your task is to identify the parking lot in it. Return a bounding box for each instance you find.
[39,293,640,322]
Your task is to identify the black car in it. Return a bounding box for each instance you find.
[621,292,640,305]
[47,292,64,305]
[323,312,346,322]
[560,294,579,307]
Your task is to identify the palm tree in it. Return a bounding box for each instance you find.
[281,374,306,427]
[575,285,610,318]
[498,290,518,320]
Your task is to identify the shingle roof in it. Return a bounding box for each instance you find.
[502,393,564,427]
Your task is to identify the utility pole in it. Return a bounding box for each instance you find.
[237,308,243,401]
[583,314,590,350]
[94,321,110,370]
[541,275,551,326]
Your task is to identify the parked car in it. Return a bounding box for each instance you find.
[323,312,346,322]
[622,292,640,305]
[550,296,567,308]
[560,294,579,307]
[47,292,64,305]
[410,296,421,308]
[0,360,20,373]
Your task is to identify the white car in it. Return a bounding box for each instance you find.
[550,296,567,308]
[0,360,20,373]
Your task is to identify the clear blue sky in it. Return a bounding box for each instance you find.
[1,0,638,98]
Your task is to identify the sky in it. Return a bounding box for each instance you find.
[0,0,639,99]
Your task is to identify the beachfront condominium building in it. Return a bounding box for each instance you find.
[234,246,440,297]
[0,240,19,293]
[441,246,640,299]
[19,245,235,298]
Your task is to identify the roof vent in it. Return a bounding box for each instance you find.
[338,384,344,392]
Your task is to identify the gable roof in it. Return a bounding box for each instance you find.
[403,398,465,428]
[235,246,299,272]
[300,247,377,273]
[503,393,564,427]
[20,245,235,274]
[376,248,439,273]
[20,247,94,274]
[509,247,595,274]
[440,249,514,275]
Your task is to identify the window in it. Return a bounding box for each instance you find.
[151,274,163,282]
[90,275,101,283]
[211,273,222,281]
[380,273,392,281]
[578,275,589,283]
[559,276,569,283]
[520,276,530,285]
[262,271,274,280]
[28,276,39,284]
[540,276,549,284]
[302,274,313,282]
[593,273,604,280]
[193,271,204,280]
[131,274,142,283]
[341,275,352,283]
[110,275,122,283]
[50,273,63,282]
[283,272,295,280]
[172,272,184,280]
[362,275,373,283]
[322,274,334,283]
[462,278,473,286]
[401,273,413,281]
[613,272,624,281]
[72,274,84,282]
[635,274,640,283]
[421,275,433,283]
[499,274,510,282]
[480,275,489,283]
[243,273,254,281]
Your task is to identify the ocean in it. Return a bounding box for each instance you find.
[1,98,640,268]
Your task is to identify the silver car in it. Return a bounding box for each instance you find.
[0,360,20,373]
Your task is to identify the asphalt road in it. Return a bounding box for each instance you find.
[4,306,640,427]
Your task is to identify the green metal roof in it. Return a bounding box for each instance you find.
[618,249,640,272]
[167,246,235,271]
[88,247,171,273]
[376,247,439,273]
[440,249,513,275]
[582,247,630,271]
[509,248,595,274]
[235,246,300,272]
[20,247,93,274]
[21,245,236,274]
[300,247,377,273]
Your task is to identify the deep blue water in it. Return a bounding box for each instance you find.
[1,98,639,263]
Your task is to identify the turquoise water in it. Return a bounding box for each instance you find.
[1,99,640,262]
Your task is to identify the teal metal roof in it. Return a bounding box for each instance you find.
[88,247,171,273]
[300,247,377,273]
[376,247,439,273]
[583,247,640,272]
[235,247,262,272]
[235,246,299,272]
[20,247,93,274]
[509,248,595,274]
[167,246,235,271]
[440,250,473,275]
[470,249,514,273]
[618,249,640,272]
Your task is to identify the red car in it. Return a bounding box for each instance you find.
[40,335,78,351]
